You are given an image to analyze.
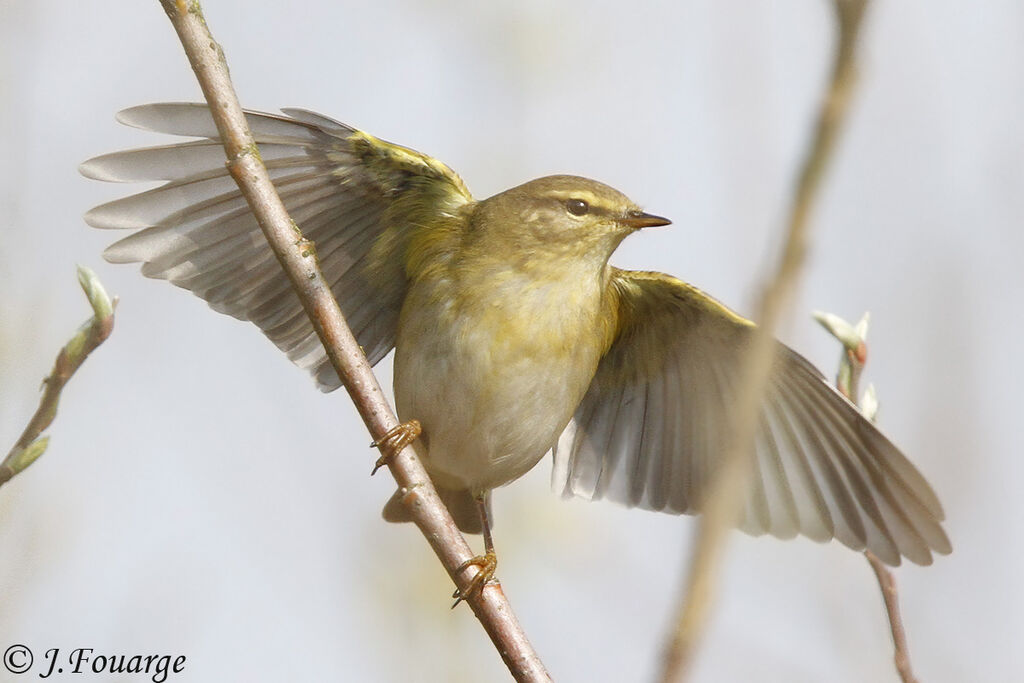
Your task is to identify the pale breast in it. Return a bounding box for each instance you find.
[394,267,608,493]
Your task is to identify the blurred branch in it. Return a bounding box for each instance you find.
[658,2,871,681]
[1,266,115,489]
[815,310,919,683]
[156,2,551,680]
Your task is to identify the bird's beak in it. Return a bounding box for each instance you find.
[621,210,672,229]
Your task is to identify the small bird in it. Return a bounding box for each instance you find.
[82,104,950,595]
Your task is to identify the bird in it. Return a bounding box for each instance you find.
[81,103,950,599]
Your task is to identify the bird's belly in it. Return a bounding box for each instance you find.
[394,283,604,493]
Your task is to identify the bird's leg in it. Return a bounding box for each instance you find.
[370,419,422,475]
[451,492,498,608]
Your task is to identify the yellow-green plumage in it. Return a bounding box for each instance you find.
[81,103,950,566]
[395,176,631,501]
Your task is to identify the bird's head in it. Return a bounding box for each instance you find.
[469,175,670,269]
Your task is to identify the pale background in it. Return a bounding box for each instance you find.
[1,1,1020,681]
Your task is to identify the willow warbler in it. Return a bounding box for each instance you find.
[82,104,950,581]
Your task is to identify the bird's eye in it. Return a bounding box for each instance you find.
[566,198,589,216]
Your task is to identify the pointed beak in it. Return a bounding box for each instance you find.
[620,210,672,229]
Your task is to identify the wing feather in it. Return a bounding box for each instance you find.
[553,268,950,565]
[83,102,472,389]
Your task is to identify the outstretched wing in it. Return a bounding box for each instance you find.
[553,268,950,565]
[81,103,472,390]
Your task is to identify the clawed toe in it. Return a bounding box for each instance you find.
[451,550,498,608]
[370,419,422,475]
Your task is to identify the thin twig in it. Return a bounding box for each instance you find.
[866,551,918,683]
[658,2,871,681]
[1,266,116,489]
[815,310,919,683]
[156,2,550,680]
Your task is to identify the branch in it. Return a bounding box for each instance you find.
[156,2,550,680]
[1,266,116,489]
[815,311,919,683]
[658,2,871,681]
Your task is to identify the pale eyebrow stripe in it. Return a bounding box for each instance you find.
[541,189,619,213]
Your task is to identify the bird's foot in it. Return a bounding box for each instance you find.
[451,550,498,608]
[370,419,422,475]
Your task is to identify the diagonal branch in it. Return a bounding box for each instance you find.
[156,1,550,680]
[658,2,871,681]
[1,266,116,489]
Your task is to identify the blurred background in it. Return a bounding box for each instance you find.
[1,1,1020,681]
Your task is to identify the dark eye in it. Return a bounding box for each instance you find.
[566,198,589,216]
